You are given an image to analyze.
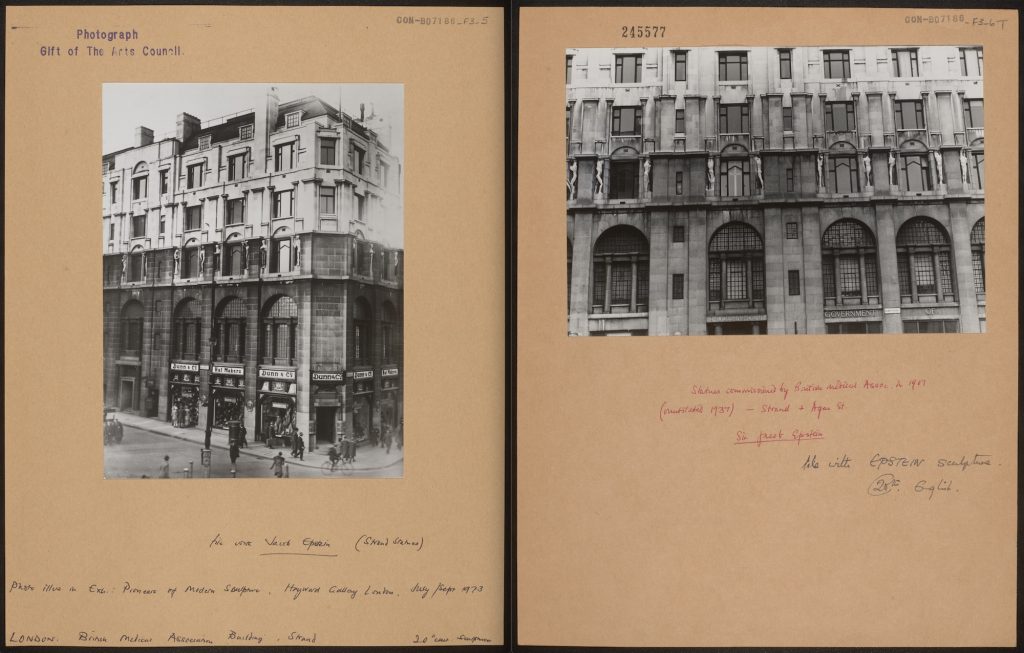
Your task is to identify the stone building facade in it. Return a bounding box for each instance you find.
[103,88,403,448]
[566,46,985,335]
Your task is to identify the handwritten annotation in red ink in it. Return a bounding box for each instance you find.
[734,428,824,446]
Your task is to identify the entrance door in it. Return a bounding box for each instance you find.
[119,377,135,411]
[316,407,336,446]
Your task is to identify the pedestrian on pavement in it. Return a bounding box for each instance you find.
[297,432,306,460]
[239,425,248,448]
[112,417,124,444]
[384,426,393,454]
[271,452,285,478]
[159,455,170,479]
[230,438,240,465]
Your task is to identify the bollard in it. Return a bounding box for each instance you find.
[189,461,195,478]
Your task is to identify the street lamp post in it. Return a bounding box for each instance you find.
[204,244,217,450]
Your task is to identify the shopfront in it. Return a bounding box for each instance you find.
[350,370,375,443]
[380,367,401,433]
[168,362,200,427]
[257,367,297,444]
[210,364,245,429]
[310,370,345,450]
[824,308,883,334]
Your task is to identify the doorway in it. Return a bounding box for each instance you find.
[316,407,336,446]
[119,377,136,411]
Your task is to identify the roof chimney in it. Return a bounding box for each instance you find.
[176,113,201,143]
[359,103,365,121]
[135,126,154,148]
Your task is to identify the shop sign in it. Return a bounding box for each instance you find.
[382,368,399,377]
[170,362,200,372]
[222,395,240,403]
[883,307,901,314]
[824,309,881,320]
[312,371,345,382]
[271,401,290,409]
[259,368,296,381]
[212,364,244,376]
[352,370,374,380]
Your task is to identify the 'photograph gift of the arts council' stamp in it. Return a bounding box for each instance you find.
[102,83,404,479]
[566,46,985,336]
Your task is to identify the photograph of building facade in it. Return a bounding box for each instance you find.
[566,46,985,335]
[103,85,403,452]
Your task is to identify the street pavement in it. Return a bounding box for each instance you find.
[103,415,403,479]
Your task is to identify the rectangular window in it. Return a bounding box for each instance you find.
[320,138,338,165]
[182,248,200,279]
[725,260,747,300]
[898,153,932,191]
[239,124,254,140]
[674,51,687,81]
[779,49,792,79]
[159,169,168,194]
[672,274,685,300]
[839,257,861,296]
[674,109,685,134]
[675,171,683,195]
[228,153,246,181]
[132,176,148,200]
[971,152,984,189]
[672,225,685,242]
[718,104,750,134]
[319,186,336,214]
[786,222,799,239]
[611,107,642,136]
[285,111,301,128]
[788,269,800,296]
[274,190,294,218]
[356,193,366,221]
[226,198,245,225]
[972,251,985,292]
[108,222,114,241]
[274,142,295,172]
[960,47,983,76]
[903,319,960,334]
[566,55,573,84]
[186,163,203,189]
[198,135,211,151]
[349,143,366,174]
[785,168,795,192]
[827,156,860,193]
[159,217,166,235]
[719,159,750,197]
[894,100,925,130]
[891,48,919,77]
[963,99,984,128]
[184,205,202,231]
[380,162,390,189]
[110,181,119,203]
[824,102,856,132]
[131,214,146,239]
[782,106,793,131]
[609,161,638,199]
[822,50,851,79]
[718,52,748,81]
[614,54,642,83]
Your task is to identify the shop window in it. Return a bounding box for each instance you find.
[827,322,883,334]
[674,51,687,81]
[898,153,932,191]
[894,100,925,131]
[891,48,919,77]
[223,241,245,276]
[903,320,960,334]
[609,160,638,199]
[822,219,880,306]
[319,186,336,215]
[614,54,642,83]
[172,299,200,360]
[708,222,765,306]
[719,157,750,197]
[779,49,792,79]
[226,198,245,225]
[261,295,297,366]
[718,104,749,134]
[825,102,855,132]
[970,218,985,293]
[320,137,338,166]
[185,204,202,231]
[959,47,983,77]
[216,297,247,362]
[822,50,851,79]
[186,163,204,189]
[274,142,295,171]
[612,107,642,136]
[274,189,294,219]
[228,153,247,181]
[591,225,649,314]
[353,297,373,364]
[718,52,748,81]
[827,155,860,193]
[120,301,144,357]
[896,218,956,303]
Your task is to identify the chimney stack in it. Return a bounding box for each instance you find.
[135,126,154,148]
[359,103,365,122]
[176,113,201,143]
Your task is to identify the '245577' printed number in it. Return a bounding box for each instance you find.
[622,25,666,38]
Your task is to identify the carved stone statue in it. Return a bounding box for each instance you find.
[198,246,206,268]
[816,153,824,188]
[643,157,652,192]
[121,253,127,274]
[242,241,249,267]
[753,155,764,190]
[931,150,943,185]
[173,248,181,276]
[861,153,872,187]
[567,160,578,200]
[959,149,970,184]
[705,157,715,192]
[888,151,897,185]
[595,159,605,197]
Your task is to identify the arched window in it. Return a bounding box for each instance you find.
[132,162,149,200]
[591,225,649,313]
[270,237,291,273]
[380,301,398,363]
[826,150,859,193]
[172,299,201,360]
[708,222,765,307]
[353,297,372,364]
[821,220,880,306]
[182,239,200,278]
[896,218,956,303]
[261,296,297,365]
[971,218,985,294]
[898,144,932,191]
[216,297,246,362]
[222,237,245,276]
[127,246,145,282]
[120,301,144,357]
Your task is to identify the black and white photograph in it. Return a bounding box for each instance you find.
[566,46,985,336]
[102,83,404,478]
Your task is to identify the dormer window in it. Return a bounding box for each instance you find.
[239,124,254,140]
[285,111,301,128]
[198,135,212,151]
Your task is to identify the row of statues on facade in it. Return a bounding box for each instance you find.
[568,148,975,198]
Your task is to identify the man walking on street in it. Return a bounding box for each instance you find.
[271,452,285,478]
[159,455,170,479]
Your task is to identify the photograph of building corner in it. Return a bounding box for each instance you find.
[566,46,985,336]
[102,84,404,478]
